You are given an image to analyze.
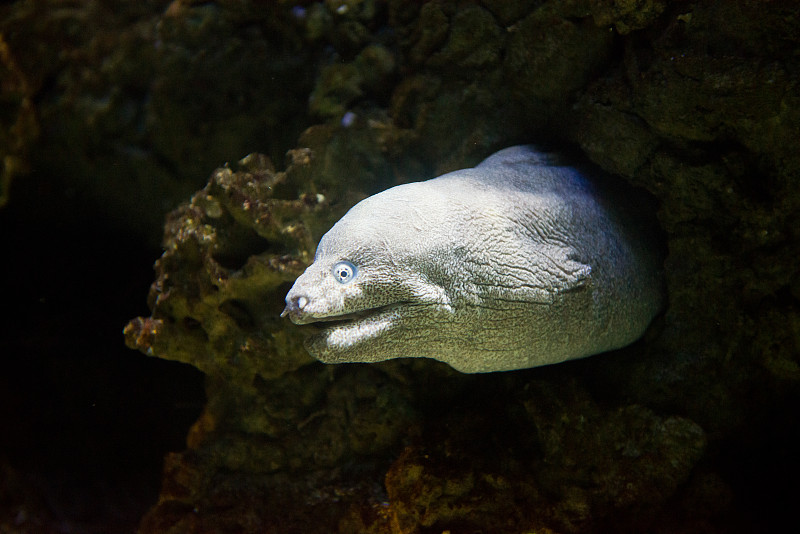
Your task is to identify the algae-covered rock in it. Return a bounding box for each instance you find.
[590,0,667,34]
[385,378,705,533]
[309,44,396,118]
[125,151,321,382]
[0,33,38,208]
[0,0,315,242]
[504,5,613,105]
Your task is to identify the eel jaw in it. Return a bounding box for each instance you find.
[300,303,410,356]
[281,297,403,327]
[300,303,404,331]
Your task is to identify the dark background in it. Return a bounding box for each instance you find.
[0,169,205,532]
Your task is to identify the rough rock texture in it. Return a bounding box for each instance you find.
[2,0,799,533]
[383,377,706,533]
[0,0,316,242]
[0,32,38,208]
[134,0,799,531]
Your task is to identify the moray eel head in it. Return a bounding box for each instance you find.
[281,146,664,373]
[282,196,456,363]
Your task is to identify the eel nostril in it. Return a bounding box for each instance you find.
[280,293,299,318]
[281,294,309,318]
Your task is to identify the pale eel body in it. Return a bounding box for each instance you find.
[282,146,663,373]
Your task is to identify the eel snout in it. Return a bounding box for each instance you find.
[281,294,311,324]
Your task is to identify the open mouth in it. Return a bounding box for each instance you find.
[299,303,413,354]
[300,303,403,330]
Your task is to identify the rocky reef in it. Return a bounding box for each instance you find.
[3,0,799,532]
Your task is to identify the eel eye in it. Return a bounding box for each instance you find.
[332,260,357,284]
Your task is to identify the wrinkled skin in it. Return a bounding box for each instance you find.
[283,146,663,373]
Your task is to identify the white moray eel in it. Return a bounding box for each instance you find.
[282,146,664,373]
